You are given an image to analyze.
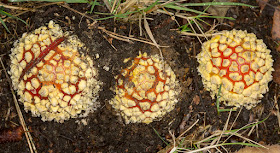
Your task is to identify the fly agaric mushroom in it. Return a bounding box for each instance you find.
[9,21,101,123]
[197,29,274,109]
[109,52,180,124]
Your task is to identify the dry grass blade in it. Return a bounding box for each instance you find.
[178,119,199,138]
[143,13,164,59]
[176,144,226,153]
[178,31,222,37]
[192,18,208,41]
[229,107,242,131]
[100,27,132,43]
[98,26,169,48]
[232,132,266,148]
[215,109,232,145]
[274,95,280,133]
[3,2,63,22]
[103,0,112,11]
[0,2,34,11]
[139,14,143,36]
[143,13,159,49]
[185,17,204,45]
[110,0,119,13]
[119,0,137,14]
[221,107,243,144]
[0,58,37,153]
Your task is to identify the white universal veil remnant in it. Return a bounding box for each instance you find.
[110,52,180,124]
[197,29,274,109]
[9,20,101,123]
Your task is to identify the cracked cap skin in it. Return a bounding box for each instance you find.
[197,29,274,109]
[9,20,101,123]
[109,52,181,124]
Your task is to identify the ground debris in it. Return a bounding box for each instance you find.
[273,57,280,84]
[257,0,269,13]
[272,6,280,52]
[0,126,24,143]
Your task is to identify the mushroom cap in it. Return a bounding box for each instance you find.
[109,53,180,124]
[9,21,101,123]
[197,29,274,109]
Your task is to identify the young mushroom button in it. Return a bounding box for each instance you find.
[197,29,274,109]
[9,20,101,123]
[109,53,180,124]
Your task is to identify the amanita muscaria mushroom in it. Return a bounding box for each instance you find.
[197,29,274,109]
[109,53,180,124]
[9,21,101,123]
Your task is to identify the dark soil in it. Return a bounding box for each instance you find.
[0,0,280,153]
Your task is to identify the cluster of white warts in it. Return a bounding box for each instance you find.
[109,53,180,124]
[197,29,274,109]
[9,21,100,123]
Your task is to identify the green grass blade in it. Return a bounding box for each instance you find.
[163,4,207,15]
[94,12,113,15]
[220,142,261,147]
[180,2,255,7]
[196,15,235,20]
[97,9,140,20]
[152,127,169,146]
[228,116,269,133]
[111,0,121,14]
[219,109,236,112]
[96,15,116,20]
[143,0,159,12]
[0,9,28,26]
[0,17,10,33]
[88,0,101,14]
[216,84,222,115]
[8,0,89,3]
[196,18,211,26]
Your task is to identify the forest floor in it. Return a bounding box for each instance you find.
[0,0,280,152]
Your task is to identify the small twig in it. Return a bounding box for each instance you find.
[178,31,222,37]
[102,35,117,51]
[0,2,34,11]
[98,26,169,48]
[61,3,97,24]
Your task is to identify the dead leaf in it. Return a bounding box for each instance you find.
[257,0,269,13]
[236,145,280,153]
[203,0,231,23]
[192,95,200,105]
[272,6,280,52]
